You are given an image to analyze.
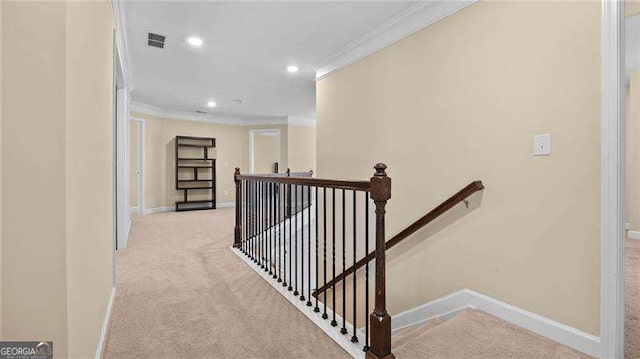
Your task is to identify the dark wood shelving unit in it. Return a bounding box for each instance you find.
[175,135,216,211]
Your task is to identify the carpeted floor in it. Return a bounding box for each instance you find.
[103,209,351,359]
[626,239,639,359]
[103,209,604,359]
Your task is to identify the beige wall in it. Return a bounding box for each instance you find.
[287,125,316,172]
[253,132,280,173]
[1,1,114,357]
[317,1,600,335]
[130,121,139,208]
[627,73,640,230]
[64,2,114,357]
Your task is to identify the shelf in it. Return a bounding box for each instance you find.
[178,165,213,169]
[178,179,213,182]
[177,144,214,148]
[176,200,214,205]
[178,186,213,190]
[178,158,214,161]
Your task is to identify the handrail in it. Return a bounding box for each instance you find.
[313,180,484,298]
[235,174,371,191]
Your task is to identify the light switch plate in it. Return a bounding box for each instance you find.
[534,134,551,156]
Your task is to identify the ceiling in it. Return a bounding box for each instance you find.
[125,1,417,120]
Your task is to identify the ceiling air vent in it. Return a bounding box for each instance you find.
[147,32,166,49]
[195,110,208,114]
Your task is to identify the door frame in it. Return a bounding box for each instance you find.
[130,117,145,216]
[249,129,282,174]
[601,1,625,358]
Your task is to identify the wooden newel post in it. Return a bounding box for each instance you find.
[367,163,394,359]
[233,167,242,248]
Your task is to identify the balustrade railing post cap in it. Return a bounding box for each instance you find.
[370,163,391,201]
[373,163,388,177]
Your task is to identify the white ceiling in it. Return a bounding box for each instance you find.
[125,1,417,120]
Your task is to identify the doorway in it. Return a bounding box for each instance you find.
[130,117,145,216]
[249,129,281,174]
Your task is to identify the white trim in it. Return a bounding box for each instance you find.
[248,129,282,174]
[131,101,300,127]
[112,0,133,90]
[287,116,317,128]
[391,289,600,358]
[94,287,116,359]
[627,230,640,240]
[130,206,138,215]
[230,246,364,359]
[601,1,625,358]
[130,117,145,215]
[313,1,477,81]
[142,202,234,214]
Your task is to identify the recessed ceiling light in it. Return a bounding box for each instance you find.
[207,101,216,108]
[187,37,203,47]
[287,65,299,73]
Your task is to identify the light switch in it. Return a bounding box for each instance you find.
[533,134,551,156]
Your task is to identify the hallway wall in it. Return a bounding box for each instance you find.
[1,1,115,357]
[317,1,600,335]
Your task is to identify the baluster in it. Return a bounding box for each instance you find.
[294,185,299,296]
[267,181,272,274]
[322,187,328,320]
[259,181,263,268]
[296,184,302,299]
[341,189,347,334]
[277,183,283,282]
[331,188,337,327]
[265,181,269,272]
[273,183,278,279]
[283,183,288,288]
[307,185,312,306]
[233,168,241,248]
[351,190,358,343]
[254,181,258,263]
[288,182,293,292]
[314,186,320,312]
[296,186,305,301]
[364,191,370,352]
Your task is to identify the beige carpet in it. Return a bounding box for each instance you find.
[626,239,640,359]
[393,309,591,359]
[104,209,598,359]
[103,209,351,359]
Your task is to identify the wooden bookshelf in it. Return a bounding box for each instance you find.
[175,135,216,211]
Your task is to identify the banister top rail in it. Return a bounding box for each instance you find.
[313,180,484,298]
[236,174,371,191]
[248,170,313,178]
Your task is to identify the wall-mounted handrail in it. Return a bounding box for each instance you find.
[313,180,484,298]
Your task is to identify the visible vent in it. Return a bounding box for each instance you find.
[148,32,166,49]
[195,110,208,114]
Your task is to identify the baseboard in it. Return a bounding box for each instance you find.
[391,289,600,358]
[216,202,234,208]
[627,230,640,240]
[95,287,116,359]
[142,202,234,214]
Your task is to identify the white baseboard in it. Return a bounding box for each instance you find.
[627,230,640,240]
[142,202,234,214]
[95,287,116,359]
[391,289,600,358]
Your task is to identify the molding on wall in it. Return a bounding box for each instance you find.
[142,203,234,214]
[391,289,600,358]
[112,0,133,89]
[600,1,626,358]
[313,0,477,81]
[627,230,640,240]
[131,101,317,127]
[94,287,116,359]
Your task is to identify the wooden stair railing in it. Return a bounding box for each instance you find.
[233,164,395,359]
[312,180,484,299]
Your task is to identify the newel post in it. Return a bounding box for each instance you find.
[233,167,242,248]
[367,163,394,359]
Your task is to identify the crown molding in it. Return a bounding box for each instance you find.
[287,116,317,128]
[314,0,477,81]
[112,0,134,90]
[131,101,298,127]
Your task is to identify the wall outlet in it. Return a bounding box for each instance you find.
[533,134,551,156]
